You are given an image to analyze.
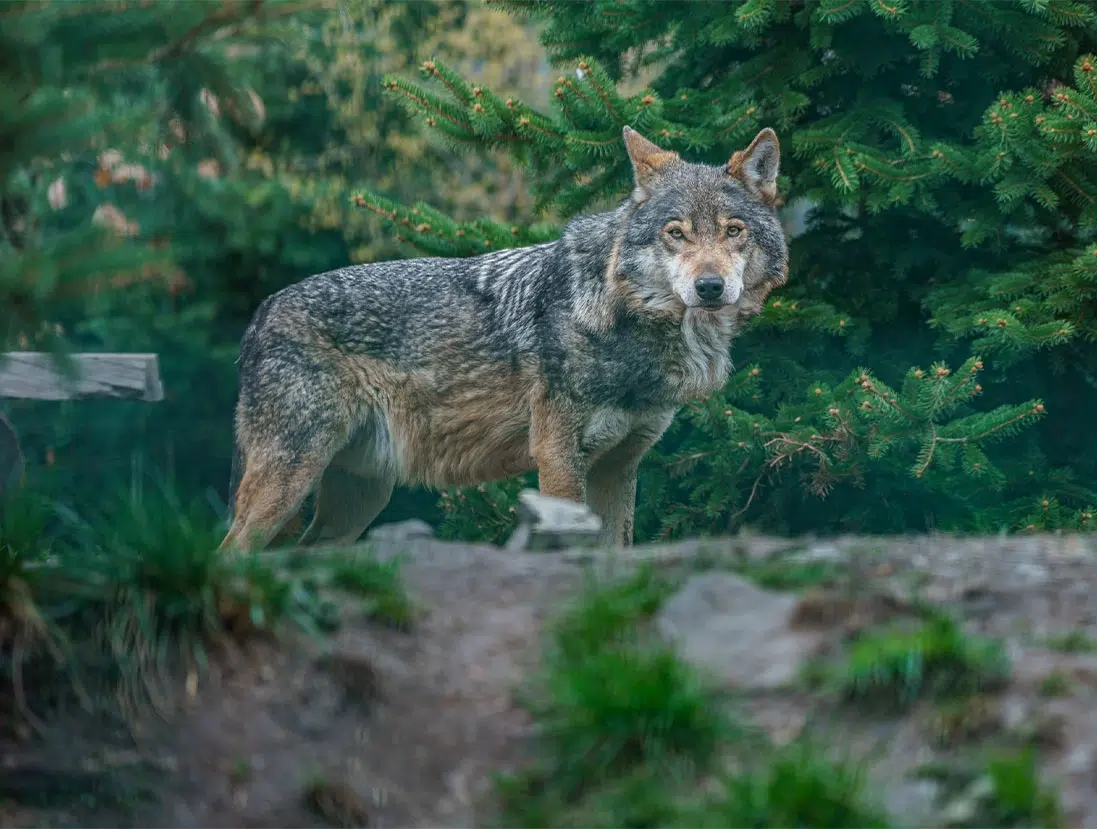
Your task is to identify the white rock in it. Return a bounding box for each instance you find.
[656,572,826,690]
[367,518,434,543]
[505,489,601,552]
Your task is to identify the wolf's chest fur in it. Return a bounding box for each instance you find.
[558,305,735,411]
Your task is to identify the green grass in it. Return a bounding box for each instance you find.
[981,748,1062,828]
[495,565,730,826]
[551,564,680,661]
[531,565,726,796]
[67,481,345,718]
[1045,629,1097,653]
[0,477,408,729]
[1037,671,1071,698]
[835,612,1010,709]
[495,565,889,828]
[327,550,416,629]
[0,486,81,729]
[734,558,846,592]
[537,645,733,794]
[682,742,889,828]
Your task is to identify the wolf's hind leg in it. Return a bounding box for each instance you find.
[220,451,329,553]
[298,467,395,547]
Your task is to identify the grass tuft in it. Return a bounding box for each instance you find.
[684,742,890,828]
[1037,670,1070,698]
[983,747,1062,828]
[1045,629,1097,653]
[537,645,731,794]
[0,487,83,730]
[551,564,679,661]
[62,480,345,719]
[735,557,845,592]
[836,611,1010,709]
[327,550,416,629]
[1,476,405,730]
[496,565,730,825]
[495,565,887,828]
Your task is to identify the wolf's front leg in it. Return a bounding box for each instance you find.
[587,462,637,547]
[585,432,652,547]
[587,416,673,547]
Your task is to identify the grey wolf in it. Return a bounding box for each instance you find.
[220,126,789,553]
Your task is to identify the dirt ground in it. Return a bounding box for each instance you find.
[4,531,1097,828]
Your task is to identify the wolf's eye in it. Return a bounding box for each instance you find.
[666,227,686,240]
[726,225,743,238]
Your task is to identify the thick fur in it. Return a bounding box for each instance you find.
[221,127,790,552]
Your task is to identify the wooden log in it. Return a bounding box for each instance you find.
[0,352,164,402]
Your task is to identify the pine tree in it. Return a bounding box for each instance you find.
[1,0,325,499]
[356,0,1097,540]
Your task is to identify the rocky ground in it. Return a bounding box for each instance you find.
[3,514,1097,828]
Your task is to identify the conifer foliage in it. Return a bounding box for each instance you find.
[0,0,304,355]
[356,0,1097,539]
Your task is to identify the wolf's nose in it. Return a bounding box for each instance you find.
[695,274,725,302]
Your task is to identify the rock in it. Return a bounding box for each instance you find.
[787,542,846,565]
[504,489,602,552]
[655,572,826,690]
[938,775,994,827]
[366,519,433,543]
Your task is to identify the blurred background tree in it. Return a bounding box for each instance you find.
[359,0,1097,541]
[3,0,550,530]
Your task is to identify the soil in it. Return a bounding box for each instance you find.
[3,532,1097,829]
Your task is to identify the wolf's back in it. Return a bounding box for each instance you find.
[223,244,567,512]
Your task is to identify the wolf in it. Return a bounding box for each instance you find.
[220,126,789,553]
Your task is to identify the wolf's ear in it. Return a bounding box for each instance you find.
[623,126,679,202]
[727,128,780,206]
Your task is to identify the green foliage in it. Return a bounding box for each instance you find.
[734,555,846,592]
[982,748,1063,829]
[0,479,407,730]
[684,742,889,828]
[1037,670,1071,697]
[0,486,79,726]
[326,550,416,630]
[551,564,678,660]
[0,0,298,353]
[836,612,1010,709]
[535,645,729,796]
[495,568,729,823]
[495,568,888,828]
[437,476,531,544]
[365,0,1097,541]
[1045,629,1097,652]
[531,566,727,796]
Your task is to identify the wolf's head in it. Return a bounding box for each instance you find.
[614,126,789,320]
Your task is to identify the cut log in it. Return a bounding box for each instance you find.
[0,352,164,402]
